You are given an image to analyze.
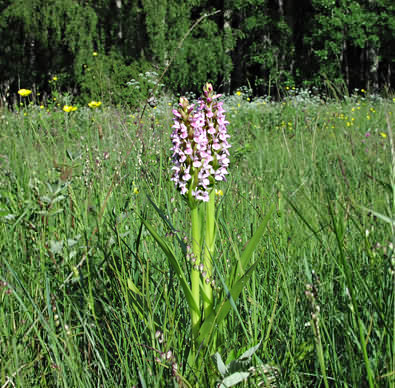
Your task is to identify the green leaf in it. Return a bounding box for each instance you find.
[140,217,199,316]
[213,352,228,376]
[227,341,262,374]
[220,372,250,387]
[49,240,63,255]
[0,211,14,219]
[239,340,262,361]
[127,278,143,296]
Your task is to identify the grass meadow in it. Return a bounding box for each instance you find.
[0,89,394,387]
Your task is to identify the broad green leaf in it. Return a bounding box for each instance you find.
[141,218,199,315]
[220,372,250,387]
[239,340,262,361]
[213,352,228,376]
[227,341,262,374]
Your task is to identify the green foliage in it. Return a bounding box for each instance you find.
[0,0,97,93]
[140,0,235,95]
[213,341,278,387]
[303,0,395,90]
[78,52,158,107]
[0,91,393,386]
[166,16,234,94]
[0,0,394,102]
[230,0,294,95]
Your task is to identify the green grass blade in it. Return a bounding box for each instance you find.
[237,203,275,278]
[328,199,375,388]
[146,194,187,252]
[359,206,395,226]
[197,260,260,348]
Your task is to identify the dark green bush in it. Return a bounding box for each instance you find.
[77,52,158,108]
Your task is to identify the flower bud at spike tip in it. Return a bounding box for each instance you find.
[170,84,230,205]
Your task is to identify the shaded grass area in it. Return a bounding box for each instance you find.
[0,94,394,387]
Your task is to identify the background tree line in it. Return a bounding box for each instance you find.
[0,0,394,105]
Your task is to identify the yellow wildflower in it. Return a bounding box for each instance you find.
[236,91,241,96]
[52,76,58,81]
[18,89,32,97]
[93,51,98,56]
[63,105,77,112]
[380,132,387,138]
[88,101,102,108]
[215,189,224,196]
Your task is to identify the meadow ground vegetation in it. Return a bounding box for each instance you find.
[0,86,394,387]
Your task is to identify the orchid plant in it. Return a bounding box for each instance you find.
[170,83,230,337]
[142,83,273,359]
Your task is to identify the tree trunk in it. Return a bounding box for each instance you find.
[116,0,122,39]
[223,7,232,94]
[342,38,349,89]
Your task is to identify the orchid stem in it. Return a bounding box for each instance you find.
[203,189,215,318]
[191,205,202,340]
